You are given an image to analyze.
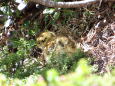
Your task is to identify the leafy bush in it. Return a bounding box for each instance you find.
[0,59,115,86]
[0,38,86,78]
[0,37,41,78]
[42,49,86,75]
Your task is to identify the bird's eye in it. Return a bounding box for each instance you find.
[41,38,47,42]
[41,40,45,42]
[38,42,41,44]
[59,41,64,47]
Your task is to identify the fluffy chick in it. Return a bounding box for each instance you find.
[36,31,77,63]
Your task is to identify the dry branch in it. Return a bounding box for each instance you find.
[28,0,115,8]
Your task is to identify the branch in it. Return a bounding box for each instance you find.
[28,0,115,8]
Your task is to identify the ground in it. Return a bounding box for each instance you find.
[0,1,115,76]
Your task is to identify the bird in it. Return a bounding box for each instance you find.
[36,31,77,64]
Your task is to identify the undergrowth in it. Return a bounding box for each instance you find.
[0,59,115,86]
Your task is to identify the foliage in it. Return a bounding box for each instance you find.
[0,59,115,86]
[42,49,86,75]
[0,36,86,78]
[0,37,40,78]
[0,1,115,86]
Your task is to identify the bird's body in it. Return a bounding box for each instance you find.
[36,31,77,64]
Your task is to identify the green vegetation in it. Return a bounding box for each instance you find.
[0,46,86,78]
[0,0,115,86]
[0,59,115,86]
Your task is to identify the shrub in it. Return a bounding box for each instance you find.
[0,59,115,86]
